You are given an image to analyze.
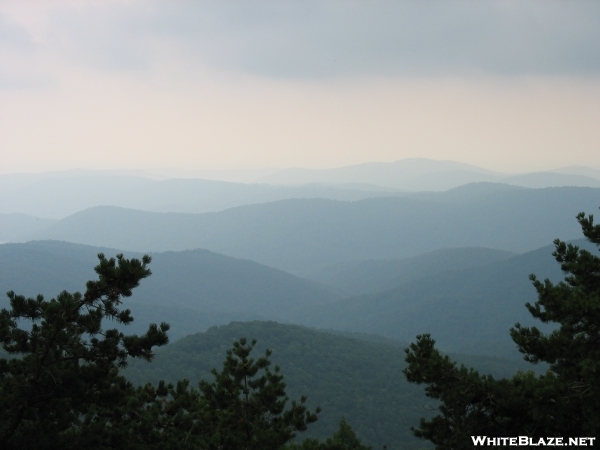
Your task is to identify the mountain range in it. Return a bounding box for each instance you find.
[11,184,599,274]
[0,171,398,220]
[0,240,337,341]
[300,247,515,295]
[295,242,584,358]
[2,238,596,358]
[2,159,600,447]
[2,159,600,221]
[258,159,600,190]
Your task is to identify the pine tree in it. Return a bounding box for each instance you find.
[403,211,600,447]
[320,417,374,450]
[511,211,600,434]
[0,253,323,449]
[198,337,320,450]
[0,253,169,449]
[286,417,374,450]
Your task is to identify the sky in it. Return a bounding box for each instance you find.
[1,0,599,175]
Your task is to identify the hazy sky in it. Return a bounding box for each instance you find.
[1,0,599,174]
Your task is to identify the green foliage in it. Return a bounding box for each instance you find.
[510,211,600,434]
[125,321,534,449]
[0,254,322,449]
[320,417,373,450]
[403,211,600,448]
[115,338,320,450]
[288,418,373,450]
[404,335,533,446]
[198,337,319,449]
[0,253,169,449]
[124,379,205,450]
[125,321,428,449]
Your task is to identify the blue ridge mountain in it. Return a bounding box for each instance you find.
[258,158,600,190]
[300,247,515,295]
[0,213,57,243]
[24,185,600,274]
[0,240,339,341]
[292,239,598,359]
[2,239,596,360]
[0,171,400,219]
[3,160,600,220]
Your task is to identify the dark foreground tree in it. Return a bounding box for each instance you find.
[198,337,320,449]
[0,252,325,449]
[0,253,169,449]
[69,336,321,450]
[404,211,600,448]
[286,417,374,450]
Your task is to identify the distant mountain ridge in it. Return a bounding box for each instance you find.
[0,240,339,340]
[300,247,515,295]
[0,172,400,219]
[294,239,599,358]
[2,159,600,220]
[258,158,600,190]
[0,213,56,243]
[257,158,501,188]
[2,238,596,360]
[24,186,600,273]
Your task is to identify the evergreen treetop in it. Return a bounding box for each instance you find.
[404,211,600,447]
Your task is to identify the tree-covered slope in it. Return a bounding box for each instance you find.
[294,240,598,358]
[29,186,600,273]
[124,321,533,450]
[300,247,515,295]
[0,241,338,340]
[2,238,594,359]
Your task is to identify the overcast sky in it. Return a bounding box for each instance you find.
[1,0,599,174]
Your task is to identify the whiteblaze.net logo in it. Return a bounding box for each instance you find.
[471,436,596,447]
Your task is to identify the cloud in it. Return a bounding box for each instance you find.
[3,0,600,79]
[176,0,600,78]
[0,12,33,48]
[1,1,599,173]
[0,12,54,90]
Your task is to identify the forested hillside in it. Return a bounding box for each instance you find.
[0,241,338,340]
[124,321,534,450]
[295,240,597,358]
[2,239,595,355]
[27,186,600,273]
[301,247,514,294]
[2,194,598,447]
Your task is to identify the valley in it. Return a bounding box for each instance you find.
[2,161,599,448]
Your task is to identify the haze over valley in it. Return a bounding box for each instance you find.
[0,166,600,448]
[2,161,599,446]
[2,2,600,448]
